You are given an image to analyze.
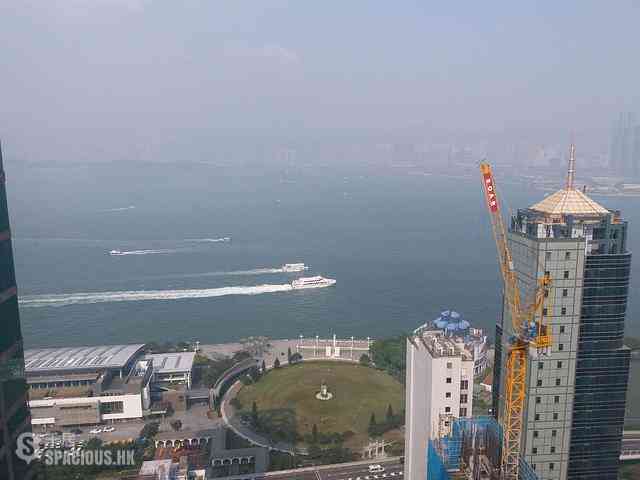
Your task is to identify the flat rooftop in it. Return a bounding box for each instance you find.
[143,352,196,374]
[412,329,473,360]
[24,344,146,373]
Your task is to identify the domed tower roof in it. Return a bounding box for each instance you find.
[529,188,608,217]
[529,143,608,218]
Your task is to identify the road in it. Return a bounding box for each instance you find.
[219,459,403,480]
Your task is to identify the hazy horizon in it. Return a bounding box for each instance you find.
[1,1,639,163]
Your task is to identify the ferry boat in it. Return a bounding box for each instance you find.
[109,249,124,256]
[282,263,309,272]
[291,276,336,290]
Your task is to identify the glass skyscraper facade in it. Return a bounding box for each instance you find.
[610,112,640,178]
[0,141,38,479]
[568,235,631,478]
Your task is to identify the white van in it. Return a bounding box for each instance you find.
[368,464,385,473]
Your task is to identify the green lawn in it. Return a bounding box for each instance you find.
[235,361,404,446]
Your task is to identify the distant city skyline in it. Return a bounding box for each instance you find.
[1,2,639,164]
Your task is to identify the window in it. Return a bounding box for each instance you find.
[554,396,560,403]
[533,431,539,438]
[99,401,124,414]
[445,406,451,413]
[559,326,565,334]
[538,362,544,369]
[460,394,468,404]
[562,288,568,297]
[556,378,561,386]
[460,380,469,390]
[552,429,557,437]
[535,414,540,421]
[533,464,537,471]
[532,447,538,454]
[553,413,559,420]
[550,446,556,453]
[536,379,542,387]
[565,251,571,260]
[544,270,550,277]
[561,306,567,315]
[536,396,541,404]
[446,362,452,369]
[544,289,549,298]
[557,361,563,368]
[549,463,555,471]
[558,344,564,351]
[545,252,552,260]
[445,392,451,398]
[446,377,452,384]
[459,407,467,417]
[564,270,570,279]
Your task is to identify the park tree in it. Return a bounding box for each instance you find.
[274,357,281,369]
[261,359,267,373]
[369,412,377,426]
[386,404,394,422]
[287,347,292,362]
[312,423,318,443]
[251,401,259,427]
[359,353,371,366]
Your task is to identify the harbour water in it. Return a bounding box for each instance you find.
[10,160,639,349]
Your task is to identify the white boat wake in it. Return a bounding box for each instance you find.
[110,249,178,256]
[136,267,287,281]
[102,205,136,212]
[20,284,294,308]
[184,237,231,243]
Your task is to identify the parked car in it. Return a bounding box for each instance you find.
[102,426,115,433]
[89,428,103,434]
[368,464,385,473]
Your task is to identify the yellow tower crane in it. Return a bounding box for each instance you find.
[479,163,552,480]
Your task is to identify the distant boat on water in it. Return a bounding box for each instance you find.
[291,276,336,290]
[282,263,309,272]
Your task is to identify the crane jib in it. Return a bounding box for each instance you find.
[483,172,499,213]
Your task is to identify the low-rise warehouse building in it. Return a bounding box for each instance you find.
[24,344,197,428]
[143,352,195,389]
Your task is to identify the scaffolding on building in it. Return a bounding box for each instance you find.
[427,417,539,480]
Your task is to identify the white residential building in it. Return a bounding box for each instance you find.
[404,328,474,480]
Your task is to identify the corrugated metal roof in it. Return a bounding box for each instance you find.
[24,344,145,373]
[529,188,609,217]
[143,352,195,374]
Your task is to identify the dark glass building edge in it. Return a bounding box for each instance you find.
[0,141,40,480]
[568,253,632,480]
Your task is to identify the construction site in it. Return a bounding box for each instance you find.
[416,144,632,480]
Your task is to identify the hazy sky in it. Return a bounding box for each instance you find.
[1,1,639,162]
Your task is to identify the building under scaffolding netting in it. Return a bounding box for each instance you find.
[426,417,538,480]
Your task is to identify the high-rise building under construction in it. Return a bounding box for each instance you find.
[493,146,632,480]
[0,141,38,479]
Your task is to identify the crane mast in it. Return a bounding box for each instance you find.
[480,163,552,480]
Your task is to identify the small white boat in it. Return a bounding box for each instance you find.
[282,263,309,272]
[109,249,124,256]
[291,276,336,290]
